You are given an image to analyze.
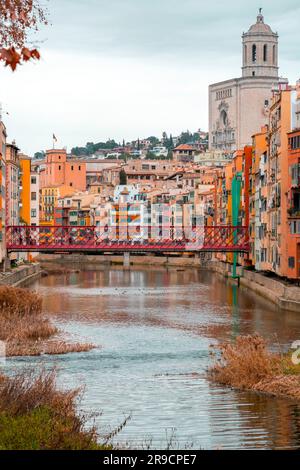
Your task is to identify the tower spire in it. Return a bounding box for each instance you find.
[257,8,264,23]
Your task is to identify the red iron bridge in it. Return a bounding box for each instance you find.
[6,226,250,254]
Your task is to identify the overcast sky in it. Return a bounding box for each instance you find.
[1,0,300,155]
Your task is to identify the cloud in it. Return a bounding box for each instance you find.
[1,0,300,154]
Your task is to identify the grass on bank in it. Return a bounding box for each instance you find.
[209,334,300,400]
[0,286,94,357]
[0,369,113,450]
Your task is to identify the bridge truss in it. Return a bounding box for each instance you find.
[6,225,250,254]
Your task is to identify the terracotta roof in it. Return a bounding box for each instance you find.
[174,144,196,151]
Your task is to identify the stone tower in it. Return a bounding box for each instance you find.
[209,10,282,152]
[242,9,278,78]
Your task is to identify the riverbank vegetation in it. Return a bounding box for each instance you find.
[209,335,300,400]
[0,286,94,357]
[0,369,112,450]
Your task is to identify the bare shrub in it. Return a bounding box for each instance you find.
[0,286,95,357]
[210,335,281,388]
[209,335,300,400]
[0,369,109,449]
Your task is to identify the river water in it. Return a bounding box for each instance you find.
[7,265,300,449]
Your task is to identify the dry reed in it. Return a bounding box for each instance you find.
[0,286,95,357]
[209,334,300,401]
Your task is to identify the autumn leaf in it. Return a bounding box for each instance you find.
[30,48,40,60]
[21,47,31,61]
[0,0,48,70]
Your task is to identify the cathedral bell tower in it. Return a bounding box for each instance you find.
[242,9,278,78]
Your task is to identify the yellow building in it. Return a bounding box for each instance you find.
[40,185,75,225]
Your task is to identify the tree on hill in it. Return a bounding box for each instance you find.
[71,140,119,156]
[34,150,45,160]
[119,169,127,185]
[146,136,160,146]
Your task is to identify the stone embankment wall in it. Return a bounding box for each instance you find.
[207,260,300,313]
[0,263,41,287]
[37,253,204,267]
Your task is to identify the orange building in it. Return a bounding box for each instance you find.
[250,127,268,270]
[268,87,293,277]
[41,149,86,191]
[287,129,300,279]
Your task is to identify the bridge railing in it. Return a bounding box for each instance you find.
[5,225,250,252]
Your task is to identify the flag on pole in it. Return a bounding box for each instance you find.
[52,134,58,149]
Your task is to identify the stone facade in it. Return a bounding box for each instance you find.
[209,10,282,152]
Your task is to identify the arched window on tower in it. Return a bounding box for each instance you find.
[244,45,247,65]
[273,45,276,65]
[263,44,267,62]
[252,44,257,63]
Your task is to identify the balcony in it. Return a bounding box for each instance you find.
[288,208,300,218]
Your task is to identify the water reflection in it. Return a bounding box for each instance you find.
[9,265,300,449]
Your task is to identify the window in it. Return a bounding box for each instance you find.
[288,257,295,269]
[291,221,300,235]
[252,44,257,63]
[79,166,81,171]
[70,182,73,187]
[31,176,36,185]
[59,165,61,170]
[252,71,256,77]
[244,45,247,64]
[31,209,37,218]
[273,45,276,65]
[71,166,74,171]
[31,192,37,201]
[263,44,268,62]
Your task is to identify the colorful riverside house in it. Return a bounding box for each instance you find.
[54,196,73,226]
[227,151,243,265]
[19,155,31,224]
[19,155,39,226]
[5,141,20,227]
[250,127,268,271]
[268,84,293,277]
[0,121,7,267]
[69,194,94,227]
[234,146,252,268]
[40,185,74,225]
[287,129,300,279]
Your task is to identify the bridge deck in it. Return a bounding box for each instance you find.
[6,226,250,254]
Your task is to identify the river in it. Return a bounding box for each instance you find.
[7,265,300,449]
